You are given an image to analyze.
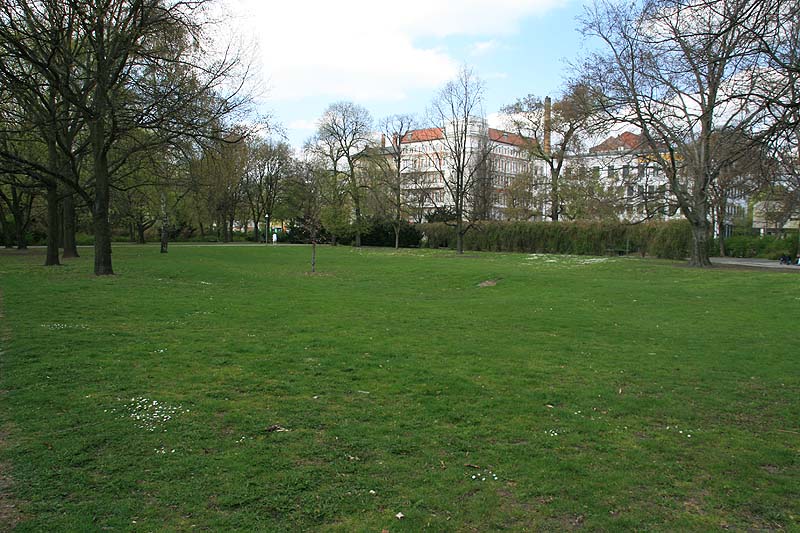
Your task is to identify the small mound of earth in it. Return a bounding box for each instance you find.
[478,279,498,287]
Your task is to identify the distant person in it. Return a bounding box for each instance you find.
[272,232,278,245]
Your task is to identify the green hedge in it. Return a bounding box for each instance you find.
[418,220,695,260]
[724,233,798,259]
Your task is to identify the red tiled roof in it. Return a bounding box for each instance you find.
[402,127,528,147]
[488,128,528,147]
[402,127,443,142]
[589,131,644,153]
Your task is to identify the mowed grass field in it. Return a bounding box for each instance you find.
[0,244,798,531]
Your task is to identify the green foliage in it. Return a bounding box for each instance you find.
[725,233,798,259]
[418,220,694,259]
[360,218,422,247]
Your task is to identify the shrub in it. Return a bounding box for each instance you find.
[360,218,422,248]
[417,219,695,259]
[724,233,798,259]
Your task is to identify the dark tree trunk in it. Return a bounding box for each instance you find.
[715,200,727,257]
[137,223,146,244]
[311,238,317,273]
[61,192,79,258]
[688,219,712,267]
[91,122,114,275]
[265,214,271,244]
[0,204,12,248]
[199,221,205,237]
[550,175,559,221]
[44,184,60,265]
[252,217,260,243]
[160,192,168,253]
[14,215,27,250]
[455,205,464,254]
[354,204,362,247]
[394,222,400,249]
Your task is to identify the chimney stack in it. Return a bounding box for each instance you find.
[381,133,386,148]
[543,96,552,156]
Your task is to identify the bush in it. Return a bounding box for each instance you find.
[417,219,695,259]
[360,218,421,248]
[724,233,797,259]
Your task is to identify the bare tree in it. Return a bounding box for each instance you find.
[580,0,787,266]
[426,66,494,254]
[501,84,598,221]
[372,114,417,248]
[310,102,373,247]
[287,158,325,272]
[243,138,292,243]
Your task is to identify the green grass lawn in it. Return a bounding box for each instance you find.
[0,244,798,531]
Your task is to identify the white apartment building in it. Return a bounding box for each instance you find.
[398,117,546,221]
[560,132,681,222]
[393,122,748,235]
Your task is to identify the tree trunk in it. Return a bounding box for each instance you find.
[0,204,12,248]
[252,217,260,243]
[44,184,60,265]
[311,240,316,273]
[62,192,79,258]
[91,123,114,275]
[550,175,559,221]
[354,204,362,247]
[266,214,271,244]
[14,214,27,250]
[160,192,168,253]
[138,223,147,245]
[688,219,712,267]
[715,200,726,257]
[394,223,400,249]
[455,202,464,253]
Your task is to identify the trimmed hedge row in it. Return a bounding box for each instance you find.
[418,220,695,260]
[724,233,798,259]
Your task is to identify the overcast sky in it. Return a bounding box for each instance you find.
[221,0,592,150]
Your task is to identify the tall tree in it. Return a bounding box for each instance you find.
[501,84,598,221]
[580,0,788,266]
[0,0,252,274]
[425,66,494,254]
[311,102,373,247]
[373,114,417,249]
[243,138,292,243]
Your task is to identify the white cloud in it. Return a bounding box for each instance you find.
[223,0,565,101]
[470,40,499,57]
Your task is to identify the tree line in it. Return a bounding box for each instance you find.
[0,0,252,274]
[2,0,798,271]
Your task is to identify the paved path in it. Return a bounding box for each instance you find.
[711,257,800,271]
